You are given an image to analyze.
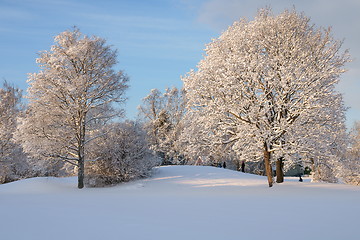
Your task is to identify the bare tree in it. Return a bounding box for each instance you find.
[17,28,128,188]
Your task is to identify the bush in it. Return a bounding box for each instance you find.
[85,121,160,187]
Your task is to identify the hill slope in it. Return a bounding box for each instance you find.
[1,165,359,240]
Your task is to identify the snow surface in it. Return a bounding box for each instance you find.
[1,165,359,240]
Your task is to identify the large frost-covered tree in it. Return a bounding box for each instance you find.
[182,8,349,187]
[17,28,128,188]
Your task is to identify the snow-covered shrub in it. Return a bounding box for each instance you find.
[0,151,30,184]
[25,156,73,178]
[312,163,338,183]
[339,156,360,185]
[336,122,360,185]
[85,121,160,187]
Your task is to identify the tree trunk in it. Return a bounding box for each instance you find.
[276,158,284,183]
[77,114,86,189]
[78,156,84,189]
[263,142,273,187]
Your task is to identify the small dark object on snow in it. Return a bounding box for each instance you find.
[223,162,227,168]
[299,175,303,182]
[241,161,245,173]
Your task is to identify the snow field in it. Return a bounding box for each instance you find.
[0,165,359,240]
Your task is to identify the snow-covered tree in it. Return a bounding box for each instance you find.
[0,82,26,183]
[182,8,349,187]
[17,28,128,188]
[138,87,186,164]
[85,121,160,187]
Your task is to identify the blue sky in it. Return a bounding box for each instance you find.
[1,0,359,128]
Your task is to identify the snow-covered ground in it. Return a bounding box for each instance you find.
[1,165,359,240]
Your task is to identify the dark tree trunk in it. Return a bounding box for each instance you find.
[77,114,86,189]
[276,158,284,183]
[263,142,273,187]
[78,157,84,189]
